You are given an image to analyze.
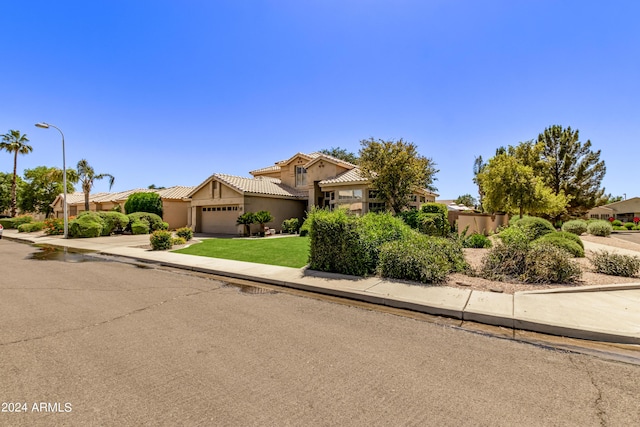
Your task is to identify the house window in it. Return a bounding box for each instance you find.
[338,189,363,200]
[369,202,386,213]
[295,166,307,187]
[368,190,379,200]
[420,196,426,203]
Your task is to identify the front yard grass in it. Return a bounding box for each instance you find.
[173,236,310,268]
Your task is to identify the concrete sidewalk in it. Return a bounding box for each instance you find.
[3,229,640,344]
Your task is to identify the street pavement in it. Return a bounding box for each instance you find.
[3,229,640,344]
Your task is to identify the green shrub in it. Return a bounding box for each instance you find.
[96,211,130,235]
[176,227,194,241]
[127,212,164,233]
[624,222,635,230]
[124,192,163,217]
[613,225,626,230]
[481,240,581,283]
[17,221,45,233]
[508,214,531,226]
[69,212,104,238]
[43,218,64,235]
[554,231,584,248]
[308,209,411,276]
[299,217,311,237]
[0,215,33,229]
[611,219,622,227]
[561,219,588,236]
[513,216,555,240]
[171,236,187,246]
[497,226,530,248]
[419,203,449,236]
[587,220,612,237]
[130,220,150,235]
[282,218,300,234]
[463,233,492,248]
[150,230,173,250]
[377,235,452,284]
[590,251,640,277]
[533,233,585,258]
[521,243,582,283]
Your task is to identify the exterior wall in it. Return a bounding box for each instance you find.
[279,155,310,188]
[587,198,640,222]
[189,179,245,233]
[162,200,190,229]
[243,196,306,234]
[454,212,509,235]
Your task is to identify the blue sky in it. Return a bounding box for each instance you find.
[2,1,638,200]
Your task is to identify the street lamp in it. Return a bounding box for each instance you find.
[35,122,68,239]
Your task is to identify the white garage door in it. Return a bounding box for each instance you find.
[201,206,239,234]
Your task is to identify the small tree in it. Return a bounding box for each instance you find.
[236,212,255,236]
[1,130,33,217]
[319,147,359,164]
[125,192,163,217]
[253,210,273,236]
[454,194,477,208]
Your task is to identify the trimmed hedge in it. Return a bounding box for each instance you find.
[513,216,555,240]
[96,211,130,236]
[0,215,33,229]
[561,219,588,236]
[69,212,103,238]
[126,212,165,234]
[533,233,584,258]
[308,209,411,276]
[17,221,45,233]
[282,218,300,234]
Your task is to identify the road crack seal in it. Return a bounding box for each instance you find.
[569,354,607,426]
[0,286,223,347]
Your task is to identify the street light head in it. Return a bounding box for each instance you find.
[35,122,50,129]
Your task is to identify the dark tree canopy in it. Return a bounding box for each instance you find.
[125,192,163,217]
[359,138,438,214]
[319,147,359,164]
[537,125,606,217]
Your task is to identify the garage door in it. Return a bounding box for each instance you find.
[201,206,239,234]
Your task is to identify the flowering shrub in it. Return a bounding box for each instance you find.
[634,217,640,225]
[44,218,65,235]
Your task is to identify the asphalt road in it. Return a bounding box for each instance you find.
[1,240,640,426]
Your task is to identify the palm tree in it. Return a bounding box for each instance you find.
[76,159,115,211]
[0,130,33,217]
[236,212,255,236]
[253,210,274,237]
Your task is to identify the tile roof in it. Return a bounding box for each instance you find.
[214,174,307,198]
[249,165,281,175]
[51,186,196,207]
[157,186,197,200]
[319,168,370,185]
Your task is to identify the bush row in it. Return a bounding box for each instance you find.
[67,211,169,238]
[307,208,466,284]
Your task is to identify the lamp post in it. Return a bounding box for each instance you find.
[35,122,68,239]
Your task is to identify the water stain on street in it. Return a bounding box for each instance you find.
[28,245,102,263]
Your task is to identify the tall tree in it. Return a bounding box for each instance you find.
[18,166,76,217]
[77,159,115,211]
[359,138,438,214]
[0,130,33,217]
[477,153,567,219]
[537,125,606,218]
[319,147,359,164]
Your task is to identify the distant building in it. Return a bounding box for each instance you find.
[587,197,640,222]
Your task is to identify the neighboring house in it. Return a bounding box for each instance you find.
[587,197,640,222]
[50,186,195,229]
[187,152,437,235]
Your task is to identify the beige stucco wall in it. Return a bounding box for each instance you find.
[455,212,509,235]
[243,196,306,234]
[162,200,190,229]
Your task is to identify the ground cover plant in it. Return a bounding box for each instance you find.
[590,251,640,277]
[561,219,587,235]
[173,236,310,268]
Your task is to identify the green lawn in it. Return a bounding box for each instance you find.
[173,236,310,268]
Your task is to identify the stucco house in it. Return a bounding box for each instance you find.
[587,197,640,222]
[187,152,437,235]
[50,186,195,229]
